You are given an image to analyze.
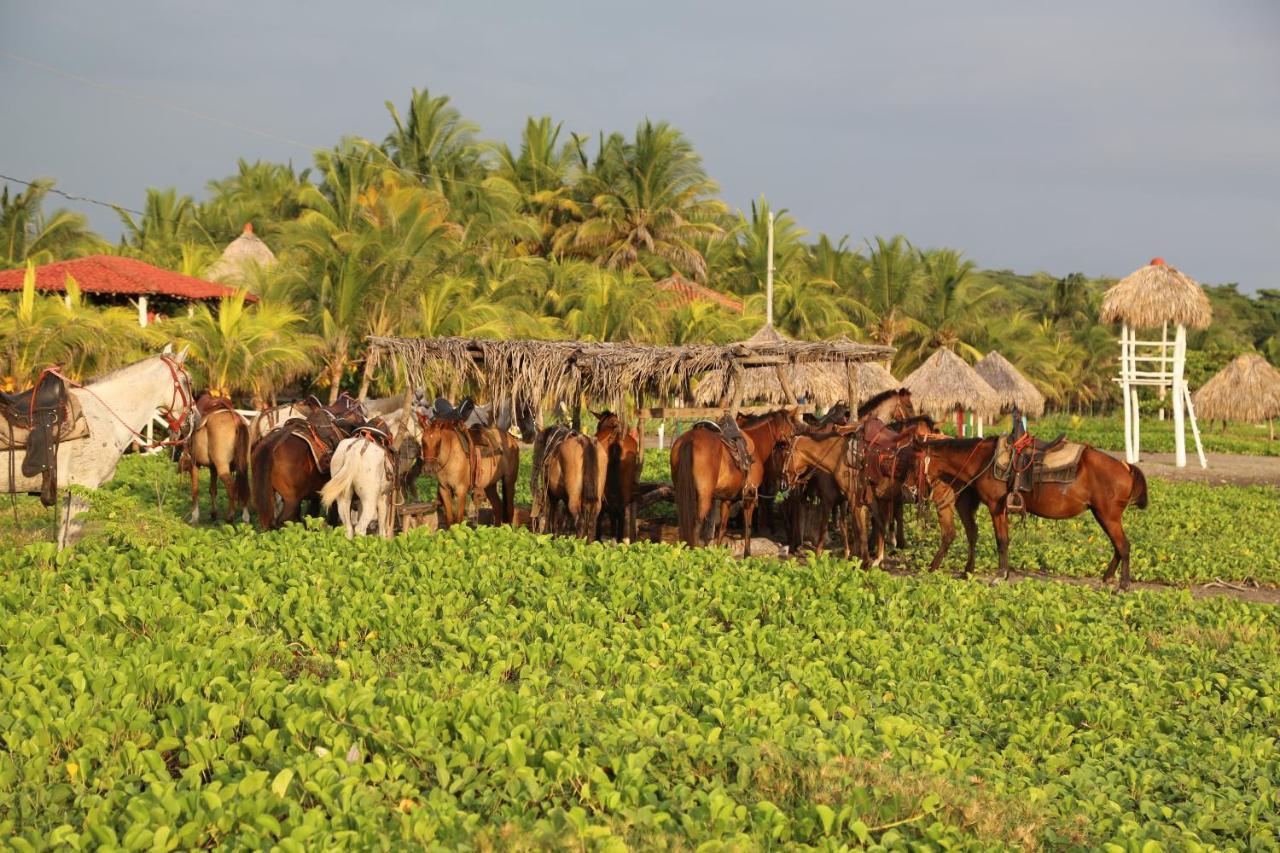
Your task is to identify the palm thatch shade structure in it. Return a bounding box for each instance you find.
[694,360,897,408]
[367,330,894,415]
[207,223,277,284]
[1192,354,1280,424]
[1099,258,1212,330]
[973,351,1046,417]
[901,348,1002,421]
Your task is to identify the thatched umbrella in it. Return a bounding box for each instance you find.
[901,348,1002,431]
[208,223,277,284]
[693,360,897,408]
[1193,353,1280,438]
[973,351,1046,418]
[1099,258,1212,330]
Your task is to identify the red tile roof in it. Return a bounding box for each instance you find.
[655,273,743,312]
[0,256,257,302]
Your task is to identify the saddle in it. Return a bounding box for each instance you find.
[692,415,753,474]
[859,418,908,490]
[1,369,87,506]
[282,409,363,472]
[352,418,394,451]
[994,432,1082,512]
[193,393,237,418]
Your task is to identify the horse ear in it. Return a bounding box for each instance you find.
[175,345,189,363]
[162,343,174,355]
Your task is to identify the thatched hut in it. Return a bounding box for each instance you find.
[973,351,1045,418]
[207,223,277,284]
[694,359,896,408]
[1099,258,1212,331]
[1193,353,1280,437]
[901,348,1001,432]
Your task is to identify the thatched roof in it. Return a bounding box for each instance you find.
[1192,353,1280,422]
[1099,258,1212,330]
[208,223,277,284]
[901,348,1002,419]
[973,351,1046,417]
[368,331,894,412]
[655,273,743,312]
[694,360,897,408]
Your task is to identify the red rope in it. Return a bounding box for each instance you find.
[48,356,193,448]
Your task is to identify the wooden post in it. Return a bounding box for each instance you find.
[845,361,858,408]
[1130,386,1140,461]
[977,415,984,437]
[766,211,775,328]
[955,406,964,437]
[774,364,797,405]
[137,295,149,327]
[1172,324,1187,467]
[1183,382,1208,468]
[1121,323,1134,463]
[727,362,746,417]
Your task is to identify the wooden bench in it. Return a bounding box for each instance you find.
[397,501,439,532]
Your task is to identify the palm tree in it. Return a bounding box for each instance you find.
[1,180,104,268]
[199,159,311,244]
[384,88,484,208]
[552,121,726,280]
[726,198,811,297]
[896,248,996,369]
[858,235,925,349]
[117,187,207,269]
[487,116,582,255]
[171,293,318,403]
[559,268,665,342]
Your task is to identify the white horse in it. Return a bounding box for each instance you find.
[2,349,196,548]
[319,434,395,539]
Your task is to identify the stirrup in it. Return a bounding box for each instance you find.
[1006,491,1026,513]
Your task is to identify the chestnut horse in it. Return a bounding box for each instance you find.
[780,430,870,564]
[531,426,606,538]
[670,409,797,555]
[593,411,640,541]
[418,417,518,528]
[862,415,941,560]
[913,436,1149,590]
[857,388,914,424]
[180,395,250,524]
[251,408,364,530]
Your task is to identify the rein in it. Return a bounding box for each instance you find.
[918,438,996,497]
[49,355,195,448]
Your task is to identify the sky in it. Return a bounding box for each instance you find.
[2,1,1278,291]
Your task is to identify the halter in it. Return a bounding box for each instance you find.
[50,354,196,448]
[914,436,994,499]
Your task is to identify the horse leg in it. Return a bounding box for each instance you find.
[928,500,956,574]
[208,465,220,523]
[484,483,502,528]
[1091,505,1131,591]
[741,497,756,557]
[218,470,237,524]
[338,490,355,538]
[991,504,1011,580]
[188,462,201,524]
[714,499,732,547]
[57,491,89,549]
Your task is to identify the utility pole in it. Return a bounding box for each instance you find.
[766,210,775,327]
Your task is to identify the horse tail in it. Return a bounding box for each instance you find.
[233,419,251,505]
[320,441,356,509]
[674,438,701,547]
[250,437,276,528]
[1127,464,1149,509]
[581,436,600,510]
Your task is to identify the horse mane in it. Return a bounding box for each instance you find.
[889,414,937,431]
[738,408,792,428]
[924,436,993,450]
[856,389,900,418]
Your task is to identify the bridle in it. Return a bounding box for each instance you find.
[913,436,994,500]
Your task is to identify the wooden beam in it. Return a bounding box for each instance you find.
[774,364,797,405]
[645,404,816,419]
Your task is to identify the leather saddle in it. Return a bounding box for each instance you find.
[2,369,80,506]
[996,432,1080,512]
[352,418,394,451]
[282,409,365,472]
[693,415,753,474]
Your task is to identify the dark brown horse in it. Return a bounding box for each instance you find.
[531,426,606,539]
[857,388,914,423]
[671,410,797,555]
[913,436,1149,589]
[593,411,640,541]
[862,415,941,559]
[418,415,518,528]
[780,429,870,564]
[180,394,250,524]
[251,407,365,530]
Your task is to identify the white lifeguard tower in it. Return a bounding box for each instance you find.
[1099,258,1211,468]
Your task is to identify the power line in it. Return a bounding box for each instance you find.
[0,173,145,218]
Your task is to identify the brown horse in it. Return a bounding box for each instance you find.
[862,415,941,560]
[671,410,797,555]
[857,388,914,423]
[180,395,250,524]
[251,408,364,530]
[531,426,606,539]
[913,436,1149,589]
[593,411,640,541]
[418,416,518,528]
[780,430,870,564]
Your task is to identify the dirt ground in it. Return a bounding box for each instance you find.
[1104,450,1280,487]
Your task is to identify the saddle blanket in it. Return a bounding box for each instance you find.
[0,395,89,450]
[992,435,1086,484]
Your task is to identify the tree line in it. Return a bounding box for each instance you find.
[3,88,1279,407]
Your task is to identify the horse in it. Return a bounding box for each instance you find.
[779,428,871,565]
[1,349,196,548]
[320,430,397,539]
[531,426,606,539]
[251,407,365,530]
[782,467,850,558]
[180,394,250,524]
[248,401,313,446]
[857,388,914,423]
[593,410,640,541]
[670,409,797,555]
[417,411,518,528]
[860,415,940,563]
[912,435,1149,590]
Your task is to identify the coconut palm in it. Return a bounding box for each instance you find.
[552,122,726,280]
[895,248,996,370]
[384,88,484,208]
[199,159,311,244]
[118,188,207,269]
[487,116,582,255]
[1,180,104,268]
[171,293,318,403]
[857,235,926,349]
[559,268,665,343]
